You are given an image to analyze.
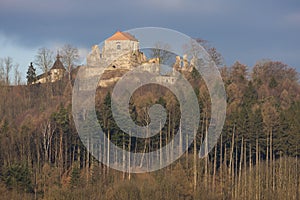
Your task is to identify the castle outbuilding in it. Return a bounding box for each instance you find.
[35,53,66,84]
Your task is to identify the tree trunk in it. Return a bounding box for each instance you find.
[122,132,125,180]
[107,130,110,173]
[213,144,217,190]
[229,124,235,175]
[193,128,197,191]
[128,133,131,180]
[160,121,163,169]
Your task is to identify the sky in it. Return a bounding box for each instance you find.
[0,0,300,82]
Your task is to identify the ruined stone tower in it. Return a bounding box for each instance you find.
[101,31,139,60]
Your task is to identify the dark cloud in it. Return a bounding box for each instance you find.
[0,0,299,76]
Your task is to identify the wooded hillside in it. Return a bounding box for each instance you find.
[0,60,299,199]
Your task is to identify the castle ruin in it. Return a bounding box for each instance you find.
[80,31,194,89]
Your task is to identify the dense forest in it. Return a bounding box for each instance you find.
[0,59,299,199]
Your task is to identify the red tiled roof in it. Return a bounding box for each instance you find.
[106,31,138,41]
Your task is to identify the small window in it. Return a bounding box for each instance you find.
[117,44,121,50]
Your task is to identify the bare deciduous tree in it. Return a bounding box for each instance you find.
[60,44,79,82]
[195,38,223,66]
[14,64,21,85]
[35,48,54,78]
[149,42,173,64]
[0,59,4,85]
[3,56,13,85]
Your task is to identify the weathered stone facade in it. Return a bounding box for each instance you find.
[102,40,139,62]
[81,31,195,90]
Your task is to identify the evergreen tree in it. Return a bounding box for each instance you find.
[70,162,81,188]
[3,164,33,193]
[26,62,37,85]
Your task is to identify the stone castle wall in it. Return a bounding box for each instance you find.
[83,34,196,90]
[102,40,139,62]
